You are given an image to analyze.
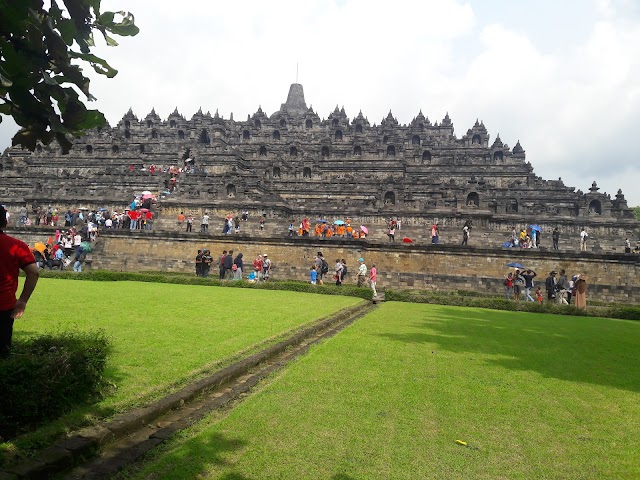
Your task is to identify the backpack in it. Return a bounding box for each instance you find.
[546,277,555,290]
[321,258,329,274]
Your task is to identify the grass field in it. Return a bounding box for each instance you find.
[3,279,361,457]
[14,278,361,411]
[127,302,640,480]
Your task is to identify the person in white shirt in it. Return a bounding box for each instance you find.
[580,229,588,252]
[63,234,73,256]
[334,259,343,286]
[201,213,209,233]
[105,218,113,228]
[356,258,367,288]
[462,225,470,245]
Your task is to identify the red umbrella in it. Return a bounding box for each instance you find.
[403,237,413,243]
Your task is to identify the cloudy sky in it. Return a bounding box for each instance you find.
[2,0,639,206]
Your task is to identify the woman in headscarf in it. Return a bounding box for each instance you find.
[574,275,587,309]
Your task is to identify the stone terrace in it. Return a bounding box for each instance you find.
[2,83,637,246]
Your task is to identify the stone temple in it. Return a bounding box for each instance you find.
[1,83,637,244]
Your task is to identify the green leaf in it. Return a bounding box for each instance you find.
[2,0,136,153]
[107,23,140,37]
[58,18,77,46]
[55,132,73,154]
[107,12,139,36]
[85,0,102,15]
[42,71,58,86]
[69,51,118,78]
[0,72,13,88]
[13,128,40,151]
[77,109,106,129]
[97,11,115,25]
[103,33,118,46]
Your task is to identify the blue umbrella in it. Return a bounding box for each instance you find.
[506,262,526,269]
[316,219,328,223]
[333,220,345,225]
[529,225,542,232]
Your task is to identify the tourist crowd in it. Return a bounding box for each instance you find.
[503,268,588,308]
[503,226,543,249]
[307,252,377,297]
[30,226,96,272]
[191,248,380,297]
[12,202,156,231]
[194,249,271,282]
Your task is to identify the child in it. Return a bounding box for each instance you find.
[310,265,317,285]
[535,286,543,303]
[504,272,513,300]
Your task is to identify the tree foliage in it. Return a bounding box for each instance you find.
[0,0,138,153]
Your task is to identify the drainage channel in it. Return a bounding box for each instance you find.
[2,301,375,480]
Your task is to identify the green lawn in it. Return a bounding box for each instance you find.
[13,279,361,412]
[128,302,640,480]
[4,279,361,461]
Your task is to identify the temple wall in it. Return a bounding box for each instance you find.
[10,229,639,305]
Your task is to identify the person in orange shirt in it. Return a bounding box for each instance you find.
[314,224,322,236]
[177,211,185,229]
[326,226,333,238]
[352,230,359,239]
[346,225,353,238]
[337,225,345,237]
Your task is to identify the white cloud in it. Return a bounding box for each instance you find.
[443,7,640,205]
[2,0,640,206]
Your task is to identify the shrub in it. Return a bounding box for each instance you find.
[37,271,374,300]
[607,306,640,321]
[0,331,111,441]
[384,290,639,321]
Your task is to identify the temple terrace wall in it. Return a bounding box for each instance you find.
[10,229,639,305]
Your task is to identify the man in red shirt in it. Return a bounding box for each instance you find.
[0,206,40,357]
[128,209,139,230]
